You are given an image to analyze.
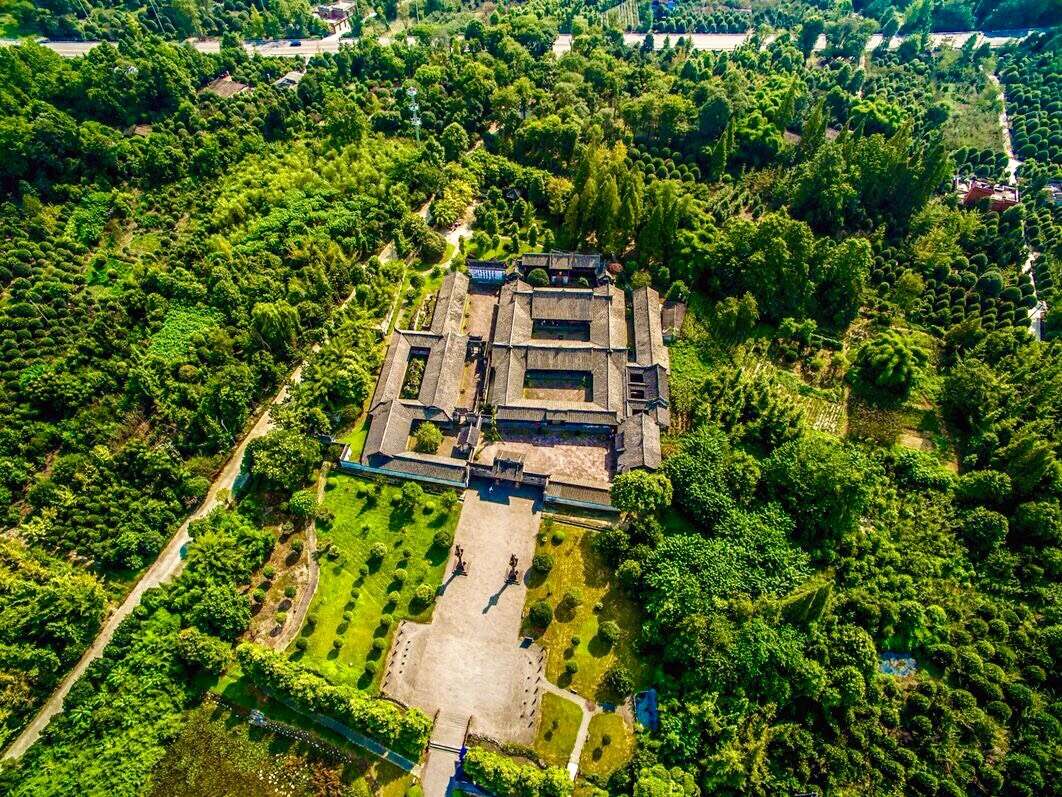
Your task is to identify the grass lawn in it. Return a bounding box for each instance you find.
[578,712,634,779]
[146,701,412,797]
[533,693,582,768]
[292,473,458,690]
[524,523,649,702]
[338,413,371,461]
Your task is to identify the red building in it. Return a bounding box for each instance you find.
[955,176,1019,212]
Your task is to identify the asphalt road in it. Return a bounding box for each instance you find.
[0,28,1045,59]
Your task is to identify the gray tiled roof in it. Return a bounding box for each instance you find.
[615,412,662,472]
[545,479,614,506]
[520,251,602,273]
[631,286,669,370]
[430,272,469,335]
[488,281,629,424]
[362,399,413,461]
[381,453,468,483]
[369,335,412,412]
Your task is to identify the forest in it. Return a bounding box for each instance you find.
[0,0,1059,795]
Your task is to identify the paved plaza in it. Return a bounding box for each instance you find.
[476,432,614,486]
[383,484,546,793]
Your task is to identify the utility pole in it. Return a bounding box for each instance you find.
[407,85,421,143]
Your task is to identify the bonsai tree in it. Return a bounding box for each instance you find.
[414,422,443,454]
[850,329,928,401]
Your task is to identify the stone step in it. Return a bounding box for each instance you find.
[431,710,470,750]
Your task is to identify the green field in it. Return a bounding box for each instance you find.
[578,711,634,779]
[533,692,582,769]
[146,702,412,797]
[524,523,649,702]
[292,474,458,690]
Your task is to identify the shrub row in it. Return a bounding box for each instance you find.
[235,643,433,759]
[462,747,572,797]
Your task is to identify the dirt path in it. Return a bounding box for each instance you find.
[269,463,327,651]
[1,214,416,762]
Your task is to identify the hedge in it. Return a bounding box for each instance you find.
[462,747,572,797]
[235,643,433,758]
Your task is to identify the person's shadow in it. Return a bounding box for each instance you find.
[483,581,509,613]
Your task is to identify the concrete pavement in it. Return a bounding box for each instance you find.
[0,27,1043,60]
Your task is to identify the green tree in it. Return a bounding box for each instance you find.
[288,489,319,518]
[251,300,301,352]
[611,470,673,515]
[763,435,870,547]
[851,330,928,401]
[414,422,442,454]
[799,15,825,58]
[245,430,321,492]
[397,481,425,515]
[324,91,368,148]
[189,583,250,641]
[440,122,470,161]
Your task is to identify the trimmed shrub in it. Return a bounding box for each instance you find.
[236,643,432,758]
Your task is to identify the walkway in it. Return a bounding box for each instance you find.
[539,679,601,780]
[2,214,413,762]
[991,73,1047,338]
[269,463,326,651]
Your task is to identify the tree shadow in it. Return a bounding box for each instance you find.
[587,633,613,658]
[357,670,375,690]
[555,603,578,623]
[425,544,449,567]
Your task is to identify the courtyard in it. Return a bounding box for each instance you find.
[381,484,544,745]
[475,430,614,486]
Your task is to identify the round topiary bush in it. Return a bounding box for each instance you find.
[368,542,387,563]
[529,600,553,629]
[413,583,434,606]
[433,528,454,549]
[598,620,621,646]
[532,553,554,574]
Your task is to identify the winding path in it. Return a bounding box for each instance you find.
[1,209,416,762]
[269,463,326,652]
[990,73,1048,338]
[539,679,602,779]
